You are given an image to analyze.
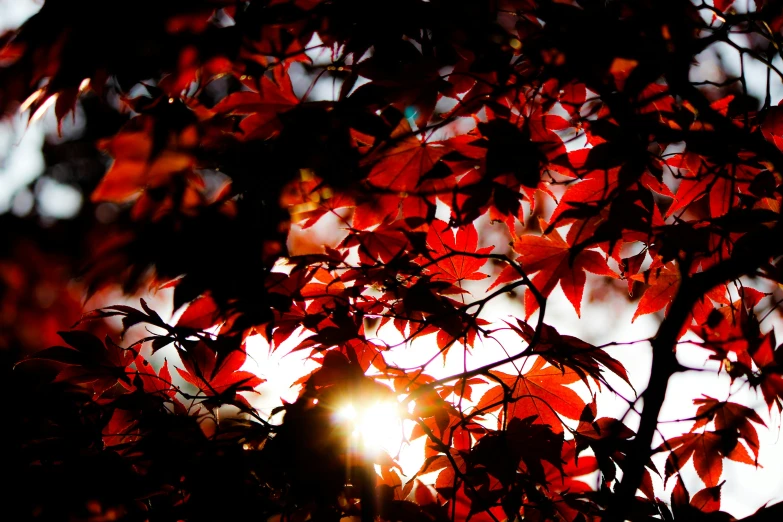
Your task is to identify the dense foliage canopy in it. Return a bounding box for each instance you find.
[4,0,783,520]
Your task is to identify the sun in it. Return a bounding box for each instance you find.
[334,400,404,459]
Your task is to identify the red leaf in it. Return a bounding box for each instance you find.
[662,432,723,487]
[212,67,298,140]
[665,153,755,218]
[514,222,615,317]
[631,262,680,321]
[549,168,620,226]
[476,356,584,432]
[512,321,632,388]
[691,396,765,459]
[91,118,196,203]
[671,476,690,506]
[176,294,219,330]
[751,333,783,411]
[661,430,754,488]
[176,342,265,406]
[691,484,722,513]
[344,223,410,265]
[103,409,139,449]
[133,356,176,399]
[424,220,492,285]
[364,121,449,192]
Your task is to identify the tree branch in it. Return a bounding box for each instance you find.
[606,222,783,521]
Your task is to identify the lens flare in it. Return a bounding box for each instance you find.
[336,403,357,421]
[334,400,402,457]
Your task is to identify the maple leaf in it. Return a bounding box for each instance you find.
[572,398,638,484]
[412,391,459,441]
[671,477,727,517]
[664,152,756,219]
[131,355,175,398]
[127,355,189,415]
[660,430,754,487]
[176,294,220,330]
[351,193,403,230]
[549,167,668,262]
[91,117,197,204]
[691,396,765,461]
[513,222,616,317]
[102,408,140,450]
[690,484,723,513]
[364,121,449,192]
[510,320,632,388]
[423,220,493,285]
[549,168,620,227]
[176,342,265,408]
[540,441,600,521]
[690,287,768,360]
[621,250,646,294]
[750,332,783,411]
[28,331,138,396]
[631,261,680,322]
[342,222,411,265]
[211,65,298,140]
[475,356,585,433]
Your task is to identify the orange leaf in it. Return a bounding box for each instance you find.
[476,357,584,433]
